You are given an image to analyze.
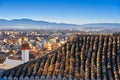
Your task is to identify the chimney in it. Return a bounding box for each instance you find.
[21,43,29,62]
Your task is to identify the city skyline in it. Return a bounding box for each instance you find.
[0,0,120,24]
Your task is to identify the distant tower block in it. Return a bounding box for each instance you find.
[21,43,29,62]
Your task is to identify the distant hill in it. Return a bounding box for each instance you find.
[0,19,120,32]
[0,19,79,30]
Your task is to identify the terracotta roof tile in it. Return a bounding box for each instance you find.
[0,34,120,80]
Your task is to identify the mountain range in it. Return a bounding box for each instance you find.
[0,19,120,32]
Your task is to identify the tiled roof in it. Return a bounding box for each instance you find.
[0,34,120,80]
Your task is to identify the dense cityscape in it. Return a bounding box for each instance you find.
[0,30,75,68]
[0,0,120,80]
[0,33,120,80]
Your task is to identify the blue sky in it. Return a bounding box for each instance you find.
[0,0,120,24]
